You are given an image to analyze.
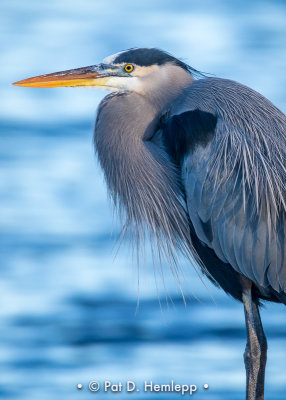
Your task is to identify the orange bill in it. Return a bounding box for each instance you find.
[13,65,108,88]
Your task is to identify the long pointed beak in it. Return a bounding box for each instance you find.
[13,65,109,88]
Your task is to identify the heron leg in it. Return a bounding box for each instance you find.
[241,278,267,400]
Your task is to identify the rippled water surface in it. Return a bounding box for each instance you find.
[1,1,286,399]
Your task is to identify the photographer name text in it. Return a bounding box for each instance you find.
[77,380,209,396]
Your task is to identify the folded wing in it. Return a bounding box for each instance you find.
[162,78,286,294]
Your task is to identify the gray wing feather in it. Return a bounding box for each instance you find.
[173,78,286,293]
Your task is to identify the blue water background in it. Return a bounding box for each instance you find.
[1,0,286,399]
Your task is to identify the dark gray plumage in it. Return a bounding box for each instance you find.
[94,67,286,306]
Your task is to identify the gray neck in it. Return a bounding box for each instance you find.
[94,90,196,264]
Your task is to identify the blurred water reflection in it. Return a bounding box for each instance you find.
[1,0,286,399]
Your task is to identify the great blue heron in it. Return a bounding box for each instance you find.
[13,47,286,400]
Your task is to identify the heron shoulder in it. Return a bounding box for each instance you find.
[162,75,286,167]
[170,77,286,295]
[173,77,286,126]
[161,108,217,166]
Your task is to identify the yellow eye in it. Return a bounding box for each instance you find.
[124,64,134,73]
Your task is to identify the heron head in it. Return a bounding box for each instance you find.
[13,48,195,97]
